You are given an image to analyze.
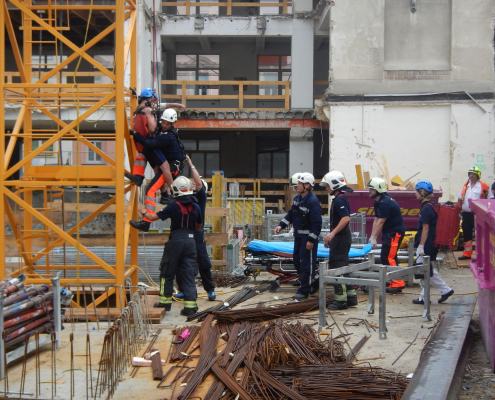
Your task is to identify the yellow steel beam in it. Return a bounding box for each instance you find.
[114,0,125,308]
[28,192,121,264]
[3,91,116,179]
[4,1,26,83]
[4,190,118,276]
[4,104,27,169]
[0,0,4,280]
[9,0,116,81]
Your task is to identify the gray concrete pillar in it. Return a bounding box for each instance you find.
[291,19,314,109]
[289,127,314,175]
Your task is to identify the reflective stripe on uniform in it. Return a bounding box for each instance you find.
[158,296,172,304]
[297,230,310,234]
[132,153,147,175]
[160,278,165,297]
[281,218,290,225]
[299,206,308,212]
[387,232,402,266]
[334,278,347,302]
[183,301,197,309]
[347,289,356,297]
[309,233,318,240]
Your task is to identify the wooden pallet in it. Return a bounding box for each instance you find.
[64,307,165,324]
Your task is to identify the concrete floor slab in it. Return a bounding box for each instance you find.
[0,262,479,399]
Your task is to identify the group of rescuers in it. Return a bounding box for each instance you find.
[127,89,484,315]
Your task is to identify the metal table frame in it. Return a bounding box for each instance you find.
[318,254,431,339]
[0,274,62,379]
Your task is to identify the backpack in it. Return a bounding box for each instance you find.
[426,202,461,250]
[132,106,150,153]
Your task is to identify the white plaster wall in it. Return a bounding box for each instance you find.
[329,0,495,95]
[329,103,495,201]
[291,19,314,109]
[289,139,313,176]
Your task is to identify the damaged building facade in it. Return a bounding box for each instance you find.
[4,0,495,202]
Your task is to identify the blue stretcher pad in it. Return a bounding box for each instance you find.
[247,240,372,259]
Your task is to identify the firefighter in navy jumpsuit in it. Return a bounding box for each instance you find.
[129,111,185,232]
[174,155,216,301]
[134,176,201,316]
[274,173,322,300]
[367,177,406,292]
[320,171,358,310]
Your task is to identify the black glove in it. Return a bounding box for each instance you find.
[132,132,146,145]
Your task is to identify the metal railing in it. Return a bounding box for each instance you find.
[161,79,291,110]
[162,0,292,15]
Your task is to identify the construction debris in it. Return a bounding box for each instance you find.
[164,318,408,400]
[204,274,251,288]
[213,294,335,323]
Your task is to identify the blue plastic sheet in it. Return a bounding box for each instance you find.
[247,240,372,259]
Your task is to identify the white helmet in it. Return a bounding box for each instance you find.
[320,171,346,191]
[160,108,177,123]
[367,177,388,193]
[172,176,193,197]
[289,172,303,187]
[290,172,315,187]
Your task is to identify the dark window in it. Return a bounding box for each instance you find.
[182,139,220,177]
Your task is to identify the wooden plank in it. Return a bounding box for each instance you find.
[151,351,164,380]
[205,207,229,217]
[381,155,392,188]
[355,164,364,189]
[373,155,386,177]
[363,171,371,186]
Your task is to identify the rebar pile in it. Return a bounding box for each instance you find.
[204,275,251,288]
[269,364,408,399]
[186,284,270,322]
[2,282,61,349]
[171,318,408,400]
[213,293,335,323]
[95,288,151,399]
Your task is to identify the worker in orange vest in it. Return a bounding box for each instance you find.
[456,166,489,260]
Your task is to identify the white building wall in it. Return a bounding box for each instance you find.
[328,103,495,201]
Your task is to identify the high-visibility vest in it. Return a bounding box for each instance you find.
[461,180,489,204]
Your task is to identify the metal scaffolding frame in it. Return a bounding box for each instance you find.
[0,0,139,308]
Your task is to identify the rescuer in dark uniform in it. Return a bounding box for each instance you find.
[129,110,186,232]
[132,176,201,316]
[274,172,322,299]
[320,171,357,310]
[174,155,216,302]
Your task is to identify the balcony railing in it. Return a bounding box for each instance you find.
[162,0,291,16]
[161,79,291,110]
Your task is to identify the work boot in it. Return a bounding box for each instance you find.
[154,302,171,311]
[292,293,308,300]
[412,298,425,305]
[458,255,471,260]
[125,173,144,187]
[207,291,216,301]
[386,287,402,294]
[291,279,301,287]
[438,289,454,303]
[327,301,348,310]
[129,219,150,232]
[309,286,318,295]
[347,296,358,307]
[180,308,198,316]
[173,292,184,301]
[159,193,174,205]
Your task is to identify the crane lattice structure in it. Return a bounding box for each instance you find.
[0,0,139,308]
